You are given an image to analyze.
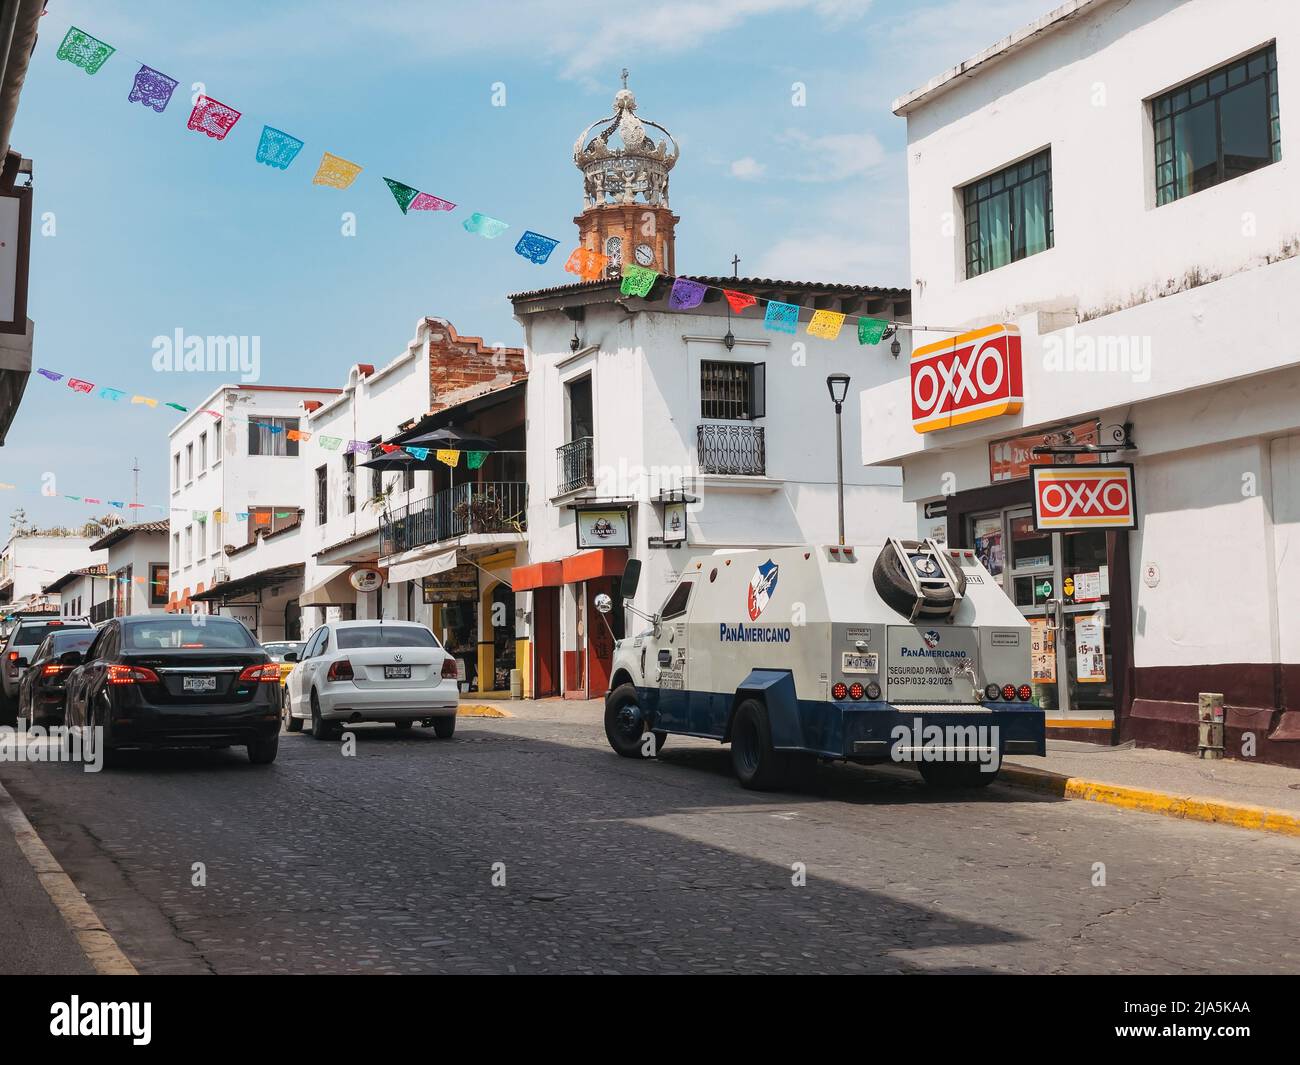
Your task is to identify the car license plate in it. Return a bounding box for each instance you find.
[183,675,217,692]
[841,652,879,674]
[384,665,412,680]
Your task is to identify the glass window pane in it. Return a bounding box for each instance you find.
[1228,62,1246,86]
[1248,53,1266,78]
[1220,78,1271,178]
[1209,72,1226,95]
[1173,98,1219,194]
[1189,80,1207,104]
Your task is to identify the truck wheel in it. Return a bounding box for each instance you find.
[873,541,966,620]
[918,761,999,789]
[604,683,658,759]
[730,699,787,790]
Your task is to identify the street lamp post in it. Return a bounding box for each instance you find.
[826,373,850,547]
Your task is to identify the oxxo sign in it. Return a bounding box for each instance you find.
[1032,465,1138,531]
[911,323,1023,433]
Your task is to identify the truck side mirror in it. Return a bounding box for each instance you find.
[620,558,641,600]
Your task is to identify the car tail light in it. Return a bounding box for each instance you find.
[107,664,160,686]
[848,682,865,700]
[1001,684,1017,701]
[6,651,16,662]
[41,664,65,677]
[238,663,282,683]
[865,681,881,700]
[984,683,1001,701]
[441,657,459,680]
[1018,684,1033,701]
[832,682,848,700]
[327,659,354,681]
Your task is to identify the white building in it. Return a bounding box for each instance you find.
[43,565,106,620]
[863,0,1300,764]
[87,520,170,620]
[168,383,340,640]
[509,84,913,699]
[0,533,99,614]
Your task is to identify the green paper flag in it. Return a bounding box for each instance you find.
[621,264,658,298]
[857,317,889,345]
[466,451,488,470]
[384,177,420,214]
[165,402,188,412]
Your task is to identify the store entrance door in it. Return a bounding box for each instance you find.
[970,507,1114,719]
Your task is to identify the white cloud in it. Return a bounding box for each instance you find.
[777,129,887,181]
[730,156,767,180]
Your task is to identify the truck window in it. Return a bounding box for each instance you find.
[660,580,693,620]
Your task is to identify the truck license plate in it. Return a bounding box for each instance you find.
[183,675,217,692]
[841,652,879,674]
[384,665,412,680]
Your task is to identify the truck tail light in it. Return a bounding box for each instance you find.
[238,664,282,683]
[441,657,459,680]
[848,682,865,700]
[107,664,160,686]
[985,683,1001,701]
[832,682,848,700]
[865,681,881,700]
[1001,684,1017,701]
[327,659,354,681]
[1018,684,1033,701]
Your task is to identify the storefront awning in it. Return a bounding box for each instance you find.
[190,563,304,603]
[300,568,355,607]
[513,548,626,591]
[388,548,459,585]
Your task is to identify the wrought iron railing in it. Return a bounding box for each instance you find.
[381,482,528,555]
[90,600,115,624]
[697,423,766,475]
[557,436,594,494]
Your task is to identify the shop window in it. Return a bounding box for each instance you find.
[149,564,169,607]
[701,360,765,421]
[1153,43,1279,206]
[962,148,1053,278]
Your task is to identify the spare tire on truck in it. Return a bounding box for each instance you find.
[872,541,966,621]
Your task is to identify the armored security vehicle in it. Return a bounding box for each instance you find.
[599,540,1045,790]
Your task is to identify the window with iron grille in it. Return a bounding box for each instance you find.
[700,360,765,421]
[1153,44,1279,207]
[344,453,356,514]
[315,465,328,526]
[962,149,1053,279]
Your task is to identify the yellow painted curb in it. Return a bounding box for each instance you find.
[457,703,513,718]
[0,779,137,975]
[1000,764,1300,837]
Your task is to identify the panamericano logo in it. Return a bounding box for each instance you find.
[719,623,792,643]
[746,559,779,621]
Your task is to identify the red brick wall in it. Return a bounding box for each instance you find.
[425,318,526,413]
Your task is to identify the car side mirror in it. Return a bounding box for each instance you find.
[657,649,672,666]
[59,651,83,667]
[593,594,612,615]
[15,657,28,668]
[620,558,642,600]
[283,652,299,663]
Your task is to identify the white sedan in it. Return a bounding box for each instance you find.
[283,620,459,739]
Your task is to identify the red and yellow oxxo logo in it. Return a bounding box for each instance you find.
[910,324,1023,433]
[1031,466,1137,530]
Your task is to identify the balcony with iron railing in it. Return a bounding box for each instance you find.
[697,423,766,476]
[90,600,115,624]
[381,481,527,556]
[556,436,594,494]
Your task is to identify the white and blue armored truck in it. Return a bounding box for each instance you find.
[599,540,1045,790]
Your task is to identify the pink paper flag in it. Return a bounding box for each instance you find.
[409,192,456,212]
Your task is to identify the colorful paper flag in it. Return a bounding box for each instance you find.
[56,27,115,75]
[384,178,420,214]
[127,66,178,112]
[344,440,372,455]
[515,231,561,265]
[286,429,310,442]
[84,498,101,504]
[621,264,659,298]
[319,436,343,450]
[378,443,399,454]
[312,152,363,189]
[253,512,271,526]
[187,96,242,141]
[462,213,509,239]
[764,300,800,335]
[466,451,488,470]
[807,309,846,340]
[564,248,609,282]
[98,387,126,401]
[37,368,63,382]
[857,317,889,345]
[67,378,94,394]
[436,449,460,467]
[165,402,187,412]
[405,446,429,461]
[669,278,707,309]
[131,395,158,407]
[723,289,757,314]
[256,126,305,170]
[408,192,456,212]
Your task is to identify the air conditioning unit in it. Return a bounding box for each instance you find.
[213,566,231,585]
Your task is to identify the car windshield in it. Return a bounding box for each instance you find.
[262,642,304,660]
[48,632,96,655]
[12,621,90,647]
[123,618,258,650]
[335,626,440,650]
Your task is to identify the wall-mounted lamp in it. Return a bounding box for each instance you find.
[723,330,735,351]
[570,322,581,352]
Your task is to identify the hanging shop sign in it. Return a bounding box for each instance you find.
[422,563,478,604]
[348,567,384,592]
[989,419,1100,482]
[662,501,687,544]
[575,507,630,549]
[1032,464,1137,531]
[910,323,1023,434]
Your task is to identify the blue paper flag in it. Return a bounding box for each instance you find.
[255,126,305,170]
[514,231,561,265]
[763,300,800,335]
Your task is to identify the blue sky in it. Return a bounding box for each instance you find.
[5,0,1050,528]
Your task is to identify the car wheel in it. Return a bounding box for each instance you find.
[917,760,999,789]
[247,734,280,765]
[730,698,787,790]
[310,691,337,740]
[284,698,303,733]
[603,682,658,758]
[432,715,456,739]
[393,720,413,731]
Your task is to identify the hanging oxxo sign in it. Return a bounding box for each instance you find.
[910,323,1023,433]
[1032,465,1138,531]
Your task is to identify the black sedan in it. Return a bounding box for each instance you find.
[16,628,97,727]
[64,615,283,766]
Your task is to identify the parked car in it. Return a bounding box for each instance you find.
[17,628,98,727]
[1,616,93,724]
[261,640,305,685]
[283,620,459,739]
[64,615,283,766]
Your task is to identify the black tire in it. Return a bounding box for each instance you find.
[284,699,303,733]
[873,541,966,620]
[432,715,456,739]
[0,689,17,728]
[394,720,413,731]
[247,734,279,765]
[603,682,657,758]
[310,692,338,740]
[729,698,787,790]
[918,761,999,789]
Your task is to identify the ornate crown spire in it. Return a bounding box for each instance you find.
[573,74,680,211]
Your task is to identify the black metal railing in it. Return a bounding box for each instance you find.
[381,481,528,555]
[557,436,594,494]
[90,600,115,624]
[697,423,766,475]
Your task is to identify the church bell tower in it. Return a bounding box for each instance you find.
[573,72,680,277]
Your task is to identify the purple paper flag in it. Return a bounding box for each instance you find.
[669,278,707,310]
[127,66,178,113]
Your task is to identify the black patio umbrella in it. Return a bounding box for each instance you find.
[358,450,432,472]
[400,425,501,452]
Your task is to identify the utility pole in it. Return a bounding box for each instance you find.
[131,456,140,522]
